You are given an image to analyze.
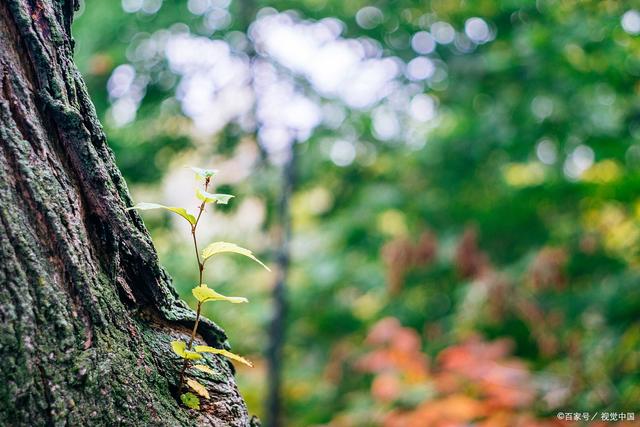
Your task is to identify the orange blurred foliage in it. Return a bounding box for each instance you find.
[381,231,437,294]
[332,317,639,427]
[455,226,491,279]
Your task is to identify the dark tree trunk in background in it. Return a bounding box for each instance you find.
[265,147,295,427]
[0,1,250,425]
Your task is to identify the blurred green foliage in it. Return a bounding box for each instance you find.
[75,0,640,424]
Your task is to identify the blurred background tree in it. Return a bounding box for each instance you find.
[74,0,640,425]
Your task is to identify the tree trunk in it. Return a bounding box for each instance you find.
[0,1,251,425]
[265,146,295,427]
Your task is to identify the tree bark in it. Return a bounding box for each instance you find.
[0,1,251,425]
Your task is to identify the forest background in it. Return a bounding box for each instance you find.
[73,0,640,425]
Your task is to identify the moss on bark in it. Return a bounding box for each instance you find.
[0,0,250,425]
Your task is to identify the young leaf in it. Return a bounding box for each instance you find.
[194,345,254,367]
[196,189,234,205]
[127,202,197,225]
[192,284,248,304]
[180,392,200,410]
[201,241,270,271]
[193,364,217,375]
[187,379,210,399]
[171,341,203,360]
[190,167,218,180]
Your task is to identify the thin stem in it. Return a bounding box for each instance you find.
[191,230,204,285]
[178,301,202,393]
[191,177,209,283]
[177,356,188,394]
[187,303,202,348]
[178,178,210,396]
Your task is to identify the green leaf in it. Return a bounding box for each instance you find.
[127,202,196,225]
[190,167,218,180]
[193,364,218,375]
[194,345,254,367]
[170,340,203,360]
[196,189,234,205]
[201,241,270,271]
[187,378,210,399]
[180,392,200,410]
[192,284,248,304]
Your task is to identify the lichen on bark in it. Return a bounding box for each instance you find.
[0,0,250,425]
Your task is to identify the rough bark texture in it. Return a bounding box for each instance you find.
[0,0,251,425]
